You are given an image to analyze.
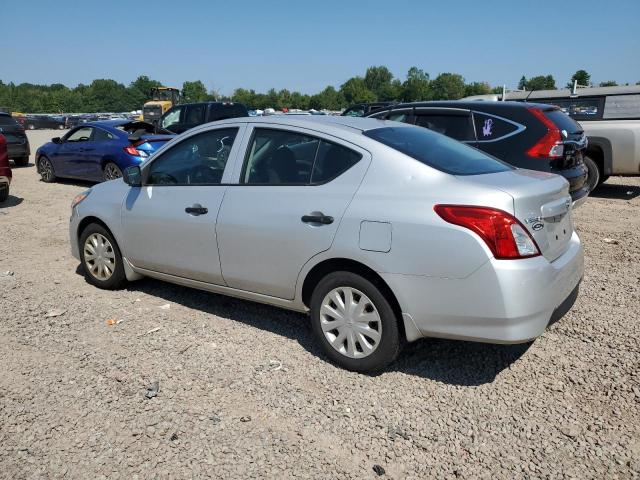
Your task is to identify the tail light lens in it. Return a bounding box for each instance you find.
[434,205,540,259]
[123,145,149,157]
[527,107,564,159]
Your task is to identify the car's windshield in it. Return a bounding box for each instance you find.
[364,126,512,175]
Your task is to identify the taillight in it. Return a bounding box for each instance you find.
[434,205,540,259]
[526,108,564,159]
[123,145,149,157]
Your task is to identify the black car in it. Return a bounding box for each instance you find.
[159,102,249,134]
[24,114,66,130]
[367,101,589,204]
[0,113,30,166]
[342,102,395,117]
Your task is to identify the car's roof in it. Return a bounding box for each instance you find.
[212,114,404,133]
[84,119,130,128]
[378,100,551,111]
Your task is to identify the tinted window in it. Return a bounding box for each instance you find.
[473,112,519,140]
[66,127,93,142]
[603,94,640,119]
[543,109,583,133]
[414,114,475,141]
[364,126,512,176]
[536,98,601,119]
[0,115,18,126]
[147,128,238,185]
[243,129,319,184]
[93,128,116,141]
[161,107,181,129]
[311,141,361,183]
[208,104,248,122]
[185,105,205,124]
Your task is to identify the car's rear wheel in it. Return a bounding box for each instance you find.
[0,184,8,203]
[583,155,601,192]
[38,156,56,183]
[310,271,400,372]
[79,223,127,290]
[103,162,122,181]
[13,156,28,167]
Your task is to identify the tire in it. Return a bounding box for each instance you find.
[27,124,35,130]
[13,156,28,167]
[38,156,57,183]
[103,162,122,181]
[583,155,601,192]
[0,184,8,203]
[79,223,127,290]
[58,124,64,130]
[310,271,400,372]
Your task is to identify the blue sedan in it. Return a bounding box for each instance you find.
[36,120,174,183]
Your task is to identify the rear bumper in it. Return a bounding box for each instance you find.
[382,231,584,344]
[7,142,30,159]
[570,185,589,208]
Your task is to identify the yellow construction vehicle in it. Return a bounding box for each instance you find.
[142,87,181,124]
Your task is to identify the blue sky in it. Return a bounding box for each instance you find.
[3,0,639,94]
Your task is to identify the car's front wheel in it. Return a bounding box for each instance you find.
[310,271,401,372]
[79,223,127,290]
[38,156,56,183]
[103,162,122,181]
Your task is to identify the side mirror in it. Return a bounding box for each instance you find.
[123,166,142,187]
[52,137,61,144]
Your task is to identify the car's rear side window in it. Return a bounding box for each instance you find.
[415,114,475,141]
[364,126,512,175]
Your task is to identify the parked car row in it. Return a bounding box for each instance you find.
[63,115,584,372]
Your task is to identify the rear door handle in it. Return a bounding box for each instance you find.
[185,204,208,216]
[301,213,334,225]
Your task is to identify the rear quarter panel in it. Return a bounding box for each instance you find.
[580,120,640,174]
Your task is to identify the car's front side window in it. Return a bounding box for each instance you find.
[146,128,238,185]
[161,107,182,129]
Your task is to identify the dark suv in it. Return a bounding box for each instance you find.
[0,113,30,166]
[159,102,248,134]
[367,101,589,205]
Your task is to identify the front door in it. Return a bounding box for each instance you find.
[121,125,245,284]
[55,126,94,177]
[216,126,369,299]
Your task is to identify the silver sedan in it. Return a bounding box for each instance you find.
[69,116,583,371]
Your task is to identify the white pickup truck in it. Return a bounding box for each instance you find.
[464,85,640,191]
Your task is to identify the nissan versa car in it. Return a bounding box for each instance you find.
[69,116,583,371]
[367,101,589,206]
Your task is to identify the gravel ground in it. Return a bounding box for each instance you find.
[1,130,639,479]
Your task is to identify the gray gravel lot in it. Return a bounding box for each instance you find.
[0,130,639,479]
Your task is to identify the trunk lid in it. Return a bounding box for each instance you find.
[464,169,574,262]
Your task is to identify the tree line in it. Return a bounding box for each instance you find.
[1,68,637,114]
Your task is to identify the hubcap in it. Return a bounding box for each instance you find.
[320,287,382,359]
[83,233,116,281]
[104,164,122,180]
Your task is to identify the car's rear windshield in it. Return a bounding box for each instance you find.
[543,108,583,133]
[364,126,512,175]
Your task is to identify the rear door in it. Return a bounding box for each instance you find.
[121,125,246,284]
[216,125,369,299]
[413,108,476,146]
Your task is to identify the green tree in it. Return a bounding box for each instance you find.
[526,75,556,90]
[464,81,491,97]
[599,80,618,87]
[518,75,527,90]
[182,80,208,103]
[364,66,394,99]
[401,67,430,101]
[340,77,376,104]
[567,70,590,88]
[309,86,345,110]
[430,73,466,100]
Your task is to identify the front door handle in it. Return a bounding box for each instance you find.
[185,204,208,216]
[301,212,334,225]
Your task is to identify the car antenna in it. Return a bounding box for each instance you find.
[525,87,535,102]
